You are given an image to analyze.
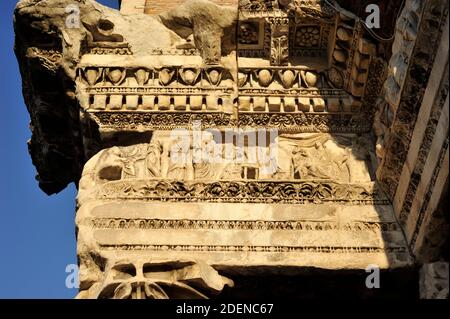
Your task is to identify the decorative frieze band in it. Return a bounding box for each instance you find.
[399,67,449,222]
[95,180,389,205]
[91,218,399,232]
[88,111,234,130]
[88,47,133,55]
[410,137,449,249]
[98,244,407,254]
[379,0,448,200]
[88,111,371,132]
[237,112,370,132]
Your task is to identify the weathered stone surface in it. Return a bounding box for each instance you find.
[14,0,448,299]
[374,0,449,271]
[419,262,449,299]
[73,130,411,297]
[14,0,238,193]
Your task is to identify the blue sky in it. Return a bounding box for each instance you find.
[0,0,119,299]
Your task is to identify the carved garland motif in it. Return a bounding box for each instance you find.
[96,180,389,205]
[239,0,277,12]
[238,113,370,132]
[88,111,234,130]
[361,57,388,120]
[88,111,371,132]
[88,47,132,55]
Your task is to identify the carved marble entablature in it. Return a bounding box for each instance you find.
[15,0,390,194]
[15,0,420,300]
[76,196,410,298]
[76,65,236,113]
[236,66,357,114]
[77,131,377,203]
[237,0,381,132]
[238,0,338,62]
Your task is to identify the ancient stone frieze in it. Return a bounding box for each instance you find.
[78,66,235,90]
[378,0,448,200]
[87,47,133,55]
[93,180,388,205]
[399,67,449,222]
[86,99,371,134]
[15,0,421,299]
[91,218,400,232]
[237,113,370,132]
[410,137,449,249]
[77,65,236,114]
[88,111,234,130]
[78,132,375,186]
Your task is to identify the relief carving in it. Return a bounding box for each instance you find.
[14,0,420,300]
[78,260,234,299]
[77,131,380,208]
[377,0,447,199]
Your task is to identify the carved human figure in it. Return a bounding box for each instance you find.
[168,135,193,180]
[259,147,278,179]
[271,144,293,180]
[193,136,216,180]
[221,145,244,180]
[146,141,163,178]
[291,141,349,180]
[318,141,351,181]
[118,145,149,179]
[292,147,330,179]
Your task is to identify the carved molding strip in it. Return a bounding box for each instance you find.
[239,10,288,19]
[410,137,449,249]
[379,0,448,200]
[147,48,201,56]
[88,111,234,130]
[91,218,399,232]
[343,21,363,91]
[88,47,132,55]
[238,88,348,97]
[238,113,371,132]
[96,180,390,205]
[78,66,234,92]
[362,57,388,120]
[99,244,408,254]
[85,86,233,95]
[399,67,449,222]
[88,111,372,132]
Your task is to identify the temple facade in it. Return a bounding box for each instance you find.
[14,0,448,298]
